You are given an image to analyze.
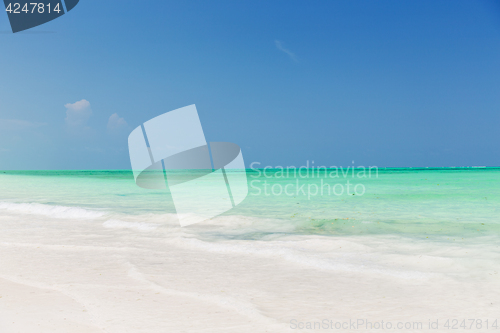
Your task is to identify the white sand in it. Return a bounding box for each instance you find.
[0,211,499,332]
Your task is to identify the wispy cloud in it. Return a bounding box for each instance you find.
[0,119,47,130]
[275,40,298,62]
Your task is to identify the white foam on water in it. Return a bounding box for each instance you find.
[169,236,433,280]
[103,219,158,231]
[0,202,105,219]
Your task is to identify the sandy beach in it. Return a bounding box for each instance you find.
[0,202,498,332]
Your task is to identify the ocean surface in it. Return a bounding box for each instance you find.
[1,167,499,278]
[1,168,499,239]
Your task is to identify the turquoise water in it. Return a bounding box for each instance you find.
[1,168,499,240]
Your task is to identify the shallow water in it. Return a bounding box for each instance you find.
[1,168,499,282]
[1,168,499,239]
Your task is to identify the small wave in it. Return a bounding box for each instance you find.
[0,202,105,219]
[103,219,158,231]
[170,237,432,280]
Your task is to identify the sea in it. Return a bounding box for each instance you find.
[1,168,499,239]
[0,167,499,330]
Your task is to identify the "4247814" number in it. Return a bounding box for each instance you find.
[5,2,62,14]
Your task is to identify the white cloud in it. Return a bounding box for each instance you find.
[64,99,92,129]
[107,113,128,132]
[275,40,298,62]
[0,119,47,130]
[64,99,95,138]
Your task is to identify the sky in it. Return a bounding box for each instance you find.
[0,0,499,169]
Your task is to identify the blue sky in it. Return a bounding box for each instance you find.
[1,0,499,169]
